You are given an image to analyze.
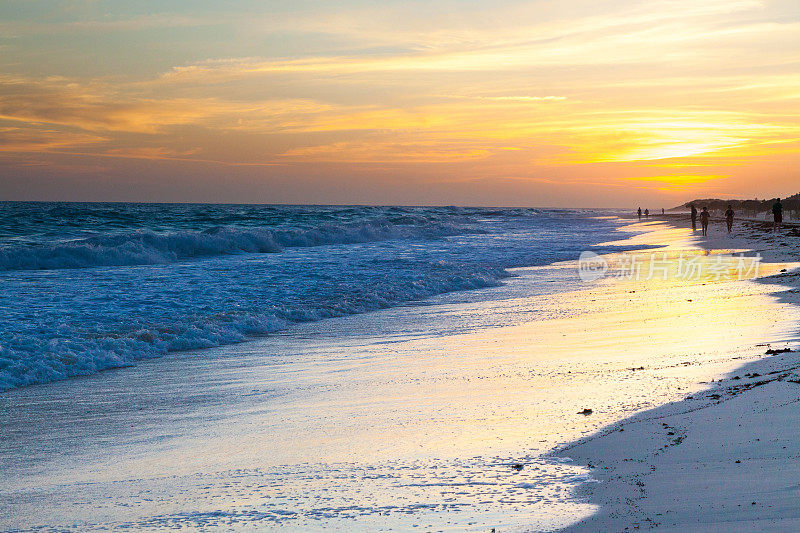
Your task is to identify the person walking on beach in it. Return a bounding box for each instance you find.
[725,205,734,233]
[773,198,783,231]
[644,208,649,218]
[690,204,698,231]
[700,206,710,236]
[662,208,665,215]
[638,207,642,220]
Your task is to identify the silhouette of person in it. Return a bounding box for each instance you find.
[773,198,783,231]
[690,204,698,231]
[637,207,642,220]
[644,208,649,218]
[725,205,734,233]
[662,208,665,215]
[700,206,710,236]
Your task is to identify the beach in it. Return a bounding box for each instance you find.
[4,0,797,528]
[559,214,800,532]
[2,209,799,531]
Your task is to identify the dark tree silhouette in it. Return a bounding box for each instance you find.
[677,193,800,220]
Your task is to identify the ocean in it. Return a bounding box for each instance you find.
[0,202,634,391]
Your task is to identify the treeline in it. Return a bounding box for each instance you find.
[680,192,800,217]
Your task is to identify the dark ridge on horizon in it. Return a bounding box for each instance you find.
[675,192,800,213]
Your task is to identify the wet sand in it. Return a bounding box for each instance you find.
[559,215,800,532]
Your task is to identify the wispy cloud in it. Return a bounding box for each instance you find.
[0,125,107,152]
[626,174,728,191]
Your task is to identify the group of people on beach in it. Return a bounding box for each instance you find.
[686,198,784,236]
[636,207,665,220]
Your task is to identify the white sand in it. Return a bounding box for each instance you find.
[559,215,800,532]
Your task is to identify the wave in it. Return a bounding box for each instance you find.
[0,263,505,391]
[0,203,614,393]
[0,218,477,271]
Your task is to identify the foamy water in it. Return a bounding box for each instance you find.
[0,203,636,391]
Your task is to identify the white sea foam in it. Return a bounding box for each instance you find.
[0,264,504,391]
[0,219,474,271]
[0,203,631,391]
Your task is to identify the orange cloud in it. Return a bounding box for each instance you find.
[279,139,492,163]
[626,174,728,191]
[0,125,107,152]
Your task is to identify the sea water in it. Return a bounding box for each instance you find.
[0,203,634,391]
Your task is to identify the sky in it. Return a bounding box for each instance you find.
[0,0,798,206]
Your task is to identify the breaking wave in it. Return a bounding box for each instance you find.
[0,219,476,271]
[0,202,625,391]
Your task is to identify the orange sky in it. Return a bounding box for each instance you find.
[0,0,798,206]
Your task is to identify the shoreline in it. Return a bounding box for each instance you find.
[557,214,800,532]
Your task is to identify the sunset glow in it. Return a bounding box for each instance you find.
[1,0,798,205]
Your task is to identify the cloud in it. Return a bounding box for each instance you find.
[0,125,107,152]
[0,75,341,138]
[0,76,213,133]
[152,0,792,84]
[278,139,493,163]
[626,174,728,191]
